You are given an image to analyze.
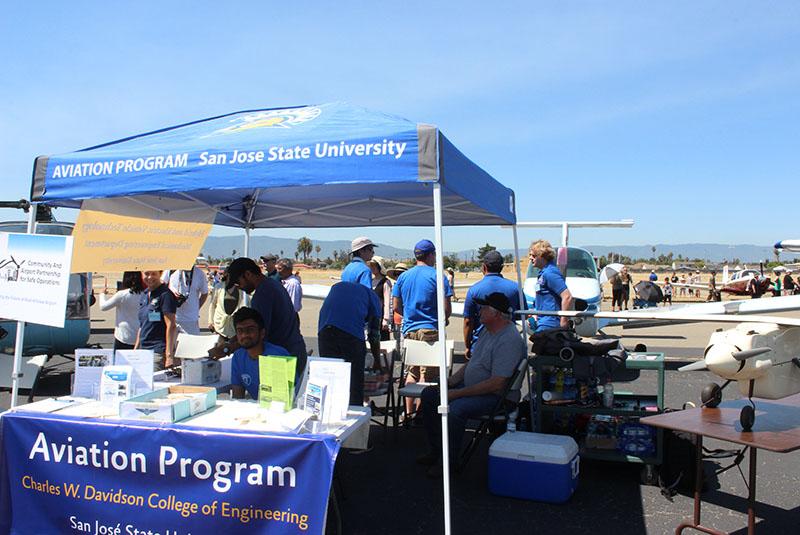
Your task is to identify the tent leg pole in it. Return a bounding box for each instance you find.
[432,183,452,535]
[244,228,250,258]
[512,225,533,429]
[10,206,37,408]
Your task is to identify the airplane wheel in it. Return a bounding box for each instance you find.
[740,405,755,432]
[559,347,575,362]
[701,383,722,408]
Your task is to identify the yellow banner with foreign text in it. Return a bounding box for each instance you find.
[70,198,213,273]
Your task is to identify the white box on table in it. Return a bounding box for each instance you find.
[182,358,221,385]
[119,385,216,423]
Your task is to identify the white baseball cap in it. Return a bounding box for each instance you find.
[351,236,376,253]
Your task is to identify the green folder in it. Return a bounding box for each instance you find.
[258,355,297,411]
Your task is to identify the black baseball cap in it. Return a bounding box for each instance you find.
[225,257,260,289]
[482,250,504,268]
[474,292,512,314]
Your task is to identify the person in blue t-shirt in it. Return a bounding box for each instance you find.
[318,281,382,405]
[463,250,522,359]
[230,307,290,400]
[529,239,573,332]
[392,239,453,415]
[225,257,307,384]
[341,236,376,289]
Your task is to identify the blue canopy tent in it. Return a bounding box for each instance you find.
[24,102,525,535]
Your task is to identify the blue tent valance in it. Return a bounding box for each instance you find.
[31,102,515,228]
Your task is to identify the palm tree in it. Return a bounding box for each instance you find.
[296,237,313,262]
[315,245,321,260]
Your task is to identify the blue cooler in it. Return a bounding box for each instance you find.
[488,431,579,503]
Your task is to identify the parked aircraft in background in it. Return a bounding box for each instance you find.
[522,304,800,431]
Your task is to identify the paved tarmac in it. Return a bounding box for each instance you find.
[2,299,799,534]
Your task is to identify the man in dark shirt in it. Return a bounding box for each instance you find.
[260,254,281,281]
[318,281,382,405]
[226,257,307,382]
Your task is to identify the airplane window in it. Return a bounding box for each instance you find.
[566,249,598,279]
[525,248,598,280]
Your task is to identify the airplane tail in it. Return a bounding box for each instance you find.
[722,265,729,284]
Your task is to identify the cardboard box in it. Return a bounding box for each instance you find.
[119,385,216,423]
[182,358,221,385]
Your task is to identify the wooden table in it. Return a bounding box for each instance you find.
[641,393,800,535]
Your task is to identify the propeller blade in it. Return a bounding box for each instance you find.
[679,360,709,372]
[732,347,771,361]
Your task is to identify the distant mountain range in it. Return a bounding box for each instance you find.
[201,235,788,264]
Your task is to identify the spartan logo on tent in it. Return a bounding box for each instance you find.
[211,107,322,136]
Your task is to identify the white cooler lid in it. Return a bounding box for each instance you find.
[489,431,578,464]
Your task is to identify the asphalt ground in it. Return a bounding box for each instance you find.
[2,300,799,534]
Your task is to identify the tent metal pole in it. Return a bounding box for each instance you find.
[512,224,534,429]
[432,183,452,535]
[10,206,37,408]
[244,227,251,258]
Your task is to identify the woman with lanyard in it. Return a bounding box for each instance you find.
[99,271,144,350]
[134,270,178,370]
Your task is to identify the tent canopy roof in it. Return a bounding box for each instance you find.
[32,102,515,228]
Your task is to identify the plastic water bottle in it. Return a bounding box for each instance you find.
[603,383,614,408]
[507,409,518,433]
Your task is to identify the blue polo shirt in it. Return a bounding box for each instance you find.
[341,257,372,289]
[534,262,568,332]
[318,282,381,340]
[231,341,290,400]
[137,284,177,353]
[464,273,522,342]
[250,278,307,359]
[391,265,453,334]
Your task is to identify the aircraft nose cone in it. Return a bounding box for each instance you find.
[704,343,743,379]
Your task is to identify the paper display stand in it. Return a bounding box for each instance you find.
[307,359,351,424]
[114,350,154,395]
[73,348,114,398]
[295,356,342,410]
[258,355,297,412]
[99,365,133,408]
[74,348,154,399]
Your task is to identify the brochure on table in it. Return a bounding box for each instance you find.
[307,359,351,424]
[259,355,297,412]
[73,348,154,401]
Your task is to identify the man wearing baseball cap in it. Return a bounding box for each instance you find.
[392,239,453,415]
[463,250,522,359]
[225,257,307,384]
[342,236,376,289]
[259,254,281,281]
[418,292,526,477]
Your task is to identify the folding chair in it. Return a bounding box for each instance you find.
[397,339,454,426]
[457,356,529,472]
[366,340,403,431]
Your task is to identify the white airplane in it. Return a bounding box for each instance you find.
[775,239,800,252]
[522,301,800,431]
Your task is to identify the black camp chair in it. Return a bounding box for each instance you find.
[456,357,529,473]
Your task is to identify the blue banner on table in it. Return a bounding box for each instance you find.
[0,411,339,534]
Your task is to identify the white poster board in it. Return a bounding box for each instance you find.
[0,232,73,328]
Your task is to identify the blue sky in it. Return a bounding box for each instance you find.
[1,2,798,253]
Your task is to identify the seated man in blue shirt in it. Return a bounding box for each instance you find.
[226,257,307,384]
[529,239,573,333]
[230,307,290,400]
[463,250,522,359]
[318,281,382,405]
[341,236,376,289]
